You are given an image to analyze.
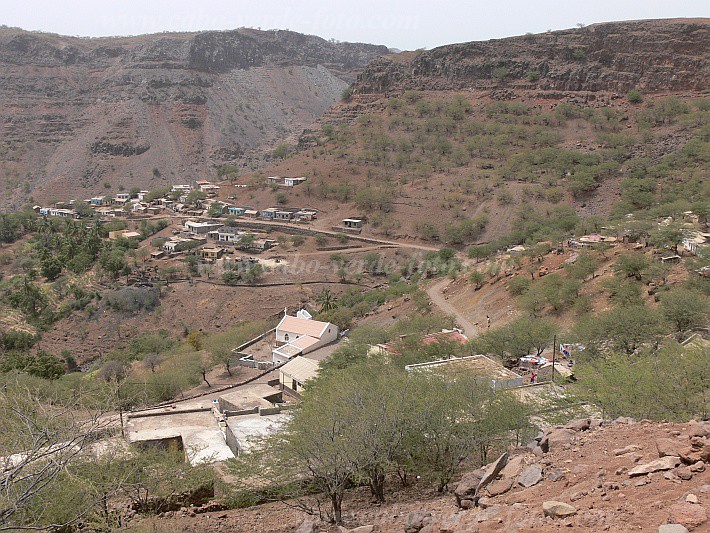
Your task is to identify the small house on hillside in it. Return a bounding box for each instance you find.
[184,220,223,235]
[374,329,468,356]
[405,355,523,390]
[200,246,225,262]
[267,176,307,187]
[273,312,338,364]
[279,356,320,394]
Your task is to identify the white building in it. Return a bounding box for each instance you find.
[272,311,338,364]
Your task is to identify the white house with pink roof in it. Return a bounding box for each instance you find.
[272,310,338,364]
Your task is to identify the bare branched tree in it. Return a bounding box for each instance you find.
[0,379,115,530]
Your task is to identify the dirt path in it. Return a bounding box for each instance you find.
[426,278,479,338]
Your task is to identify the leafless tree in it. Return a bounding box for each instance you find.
[0,380,115,530]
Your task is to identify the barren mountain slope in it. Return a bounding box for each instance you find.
[0,27,388,208]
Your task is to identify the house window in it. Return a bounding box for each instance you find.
[284,333,289,342]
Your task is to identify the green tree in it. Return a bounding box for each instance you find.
[660,288,709,337]
[575,305,667,356]
[614,253,650,280]
[575,343,709,421]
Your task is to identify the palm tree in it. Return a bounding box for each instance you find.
[317,289,337,313]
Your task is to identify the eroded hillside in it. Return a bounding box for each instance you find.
[0,27,388,208]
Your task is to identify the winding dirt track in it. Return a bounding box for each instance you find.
[426,278,479,338]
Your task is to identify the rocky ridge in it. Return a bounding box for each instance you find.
[353,19,710,95]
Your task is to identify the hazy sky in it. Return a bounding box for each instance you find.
[2,0,707,50]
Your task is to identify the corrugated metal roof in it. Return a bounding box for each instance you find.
[280,356,320,384]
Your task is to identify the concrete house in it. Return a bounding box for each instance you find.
[200,246,225,261]
[261,207,278,220]
[184,220,223,235]
[279,356,320,394]
[272,312,338,363]
[405,355,523,391]
[284,177,306,187]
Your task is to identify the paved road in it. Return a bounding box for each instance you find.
[426,278,479,339]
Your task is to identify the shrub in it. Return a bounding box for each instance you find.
[507,275,531,295]
[104,287,160,312]
[527,70,540,82]
[627,89,643,104]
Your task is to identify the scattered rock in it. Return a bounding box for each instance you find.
[629,456,681,477]
[475,453,509,498]
[542,501,577,518]
[500,454,528,479]
[658,525,689,533]
[686,494,699,504]
[296,519,316,533]
[547,469,565,482]
[687,421,710,438]
[339,527,374,533]
[570,491,587,502]
[542,428,577,451]
[614,445,639,456]
[668,503,707,530]
[657,438,689,458]
[675,466,693,481]
[405,511,435,533]
[439,513,460,533]
[454,470,483,506]
[475,505,504,522]
[690,461,705,473]
[477,496,494,509]
[565,418,591,432]
[518,464,544,488]
[486,477,514,497]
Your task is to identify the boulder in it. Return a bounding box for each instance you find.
[628,456,681,477]
[439,513,460,533]
[499,454,528,479]
[542,501,577,518]
[486,477,514,497]
[686,421,710,438]
[518,464,544,488]
[668,503,707,530]
[405,511,435,533]
[565,418,591,432]
[680,443,710,465]
[657,438,690,458]
[589,418,604,429]
[690,461,705,473]
[675,466,693,481]
[547,469,565,482]
[658,525,689,533]
[540,428,577,451]
[454,470,483,506]
[476,453,509,495]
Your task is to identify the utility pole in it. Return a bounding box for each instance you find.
[552,334,556,383]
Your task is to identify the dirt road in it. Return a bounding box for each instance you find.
[426,278,479,338]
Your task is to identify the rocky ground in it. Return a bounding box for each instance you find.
[130,418,710,532]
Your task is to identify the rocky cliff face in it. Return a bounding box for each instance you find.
[354,19,709,94]
[0,28,387,207]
